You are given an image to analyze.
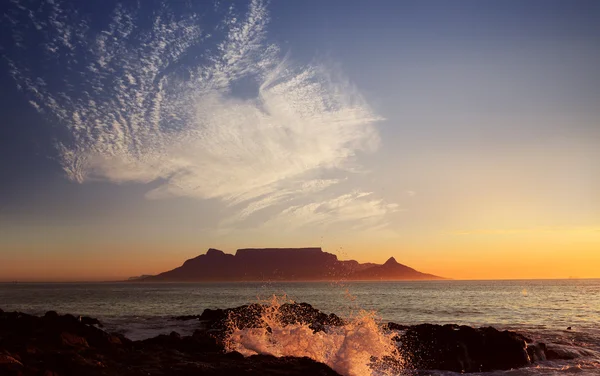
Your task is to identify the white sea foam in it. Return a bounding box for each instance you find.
[224,296,403,376]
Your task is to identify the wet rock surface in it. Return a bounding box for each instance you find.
[392,323,551,373]
[0,308,341,376]
[0,305,568,375]
[196,302,345,332]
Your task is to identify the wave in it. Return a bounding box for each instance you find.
[51,301,600,375]
[224,296,403,376]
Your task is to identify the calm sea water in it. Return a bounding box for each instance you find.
[1,280,599,375]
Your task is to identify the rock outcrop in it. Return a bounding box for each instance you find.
[0,308,341,376]
[181,302,345,332]
[394,323,548,372]
[1,305,562,375]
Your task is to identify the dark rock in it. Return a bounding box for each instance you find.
[0,306,567,375]
[60,332,89,348]
[245,355,340,375]
[0,351,24,376]
[546,347,563,360]
[79,316,102,327]
[198,302,345,332]
[44,311,59,319]
[327,313,345,327]
[542,344,594,361]
[224,351,245,360]
[385,322,410,331]
[190,330,223,352]
[173,314,202,321]
[106,333,126,346]
[140,333,178,348]
[61,314,79,326]
[199,308,225,324]
[0,309,341,375]
[0,351,23,366]
[398,324,536,372]
[527,342,547,362]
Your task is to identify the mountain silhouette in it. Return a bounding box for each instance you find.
[141,248,444,282]
[349,257,443,280]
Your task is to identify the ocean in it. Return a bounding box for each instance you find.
[1,279,599,375]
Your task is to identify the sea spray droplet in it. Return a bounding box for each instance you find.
[224,296,403,376]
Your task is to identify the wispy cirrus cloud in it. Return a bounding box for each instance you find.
[3,0,394,229]
[262,192,401,230]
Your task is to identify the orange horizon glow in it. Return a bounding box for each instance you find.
[2,226,599,282]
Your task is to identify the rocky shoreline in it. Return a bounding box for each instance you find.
[0,304,570,375]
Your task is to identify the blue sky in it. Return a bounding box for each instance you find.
[1,0,599,280]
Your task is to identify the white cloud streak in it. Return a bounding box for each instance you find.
[4,0,395,229]
[264,192,401,230]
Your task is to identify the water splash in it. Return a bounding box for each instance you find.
[224,296,403,376]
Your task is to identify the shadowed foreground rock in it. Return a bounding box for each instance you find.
[393,323,549,373]
[175,302,345,332]
[0,309,340,376]
[0,305,565,375]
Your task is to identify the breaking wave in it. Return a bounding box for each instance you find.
[224,296,403,376]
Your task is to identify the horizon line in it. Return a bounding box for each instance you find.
[1,277,598,284]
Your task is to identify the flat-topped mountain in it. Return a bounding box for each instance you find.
[141,248,444,282]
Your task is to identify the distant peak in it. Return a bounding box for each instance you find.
[145,248,445,281]
[206,248,225,256]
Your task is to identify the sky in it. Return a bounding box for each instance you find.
[0,0,599,281]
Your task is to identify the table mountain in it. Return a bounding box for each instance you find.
[141,248,444,282]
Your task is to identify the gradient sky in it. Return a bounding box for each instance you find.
[1,0,599,281]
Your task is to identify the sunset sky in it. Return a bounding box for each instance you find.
[1,0,599,281]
